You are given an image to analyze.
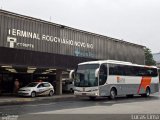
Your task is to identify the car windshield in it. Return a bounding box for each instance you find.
[75,64,99,87]
[26,82,38,87]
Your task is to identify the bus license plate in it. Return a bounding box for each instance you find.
[82,93,86,96]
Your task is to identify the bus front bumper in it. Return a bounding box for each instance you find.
[74,91,99,97]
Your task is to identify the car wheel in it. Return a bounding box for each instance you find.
[49,90,54,96]
[70,88,74,93]
[31,91,36,98]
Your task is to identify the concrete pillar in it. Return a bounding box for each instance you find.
[56,69,62,95]
[0,73,2,95]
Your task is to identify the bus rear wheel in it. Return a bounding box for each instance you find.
[141,87,150,97]
[145,87,150,97]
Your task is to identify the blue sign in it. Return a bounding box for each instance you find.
[74,49,95,58]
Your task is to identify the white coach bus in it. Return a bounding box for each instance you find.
[70,60,159,100]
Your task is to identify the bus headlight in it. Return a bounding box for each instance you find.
[87,89,98,92]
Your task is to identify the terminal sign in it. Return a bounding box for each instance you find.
[8,28,94,49]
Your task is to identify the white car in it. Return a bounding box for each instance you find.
[63,80,74,93]
[18,82,54,97]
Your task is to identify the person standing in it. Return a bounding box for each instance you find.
[14,79,20,94]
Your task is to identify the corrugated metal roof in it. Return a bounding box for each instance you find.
[0,9,144,48]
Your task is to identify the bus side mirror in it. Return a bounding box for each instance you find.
[69,70,75,80]
[95,68,99,78]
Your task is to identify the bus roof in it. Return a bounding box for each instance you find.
[79,60,132,65]
[78,60,158,68]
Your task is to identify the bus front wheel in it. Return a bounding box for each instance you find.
[109,88,117,100]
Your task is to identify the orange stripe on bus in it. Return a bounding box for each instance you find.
[137,77,151,94]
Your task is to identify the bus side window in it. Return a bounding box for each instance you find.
[109,64,117,75]
[99,64,107,85]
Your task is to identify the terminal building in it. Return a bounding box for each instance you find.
[0,10,145,95]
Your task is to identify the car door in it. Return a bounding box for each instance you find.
[37,83,46,96]
[43,83,51,95]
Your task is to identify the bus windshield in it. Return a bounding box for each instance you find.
[75,64,99,87]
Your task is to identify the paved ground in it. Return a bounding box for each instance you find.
[0,92,160,120]
[33,93,160,114]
